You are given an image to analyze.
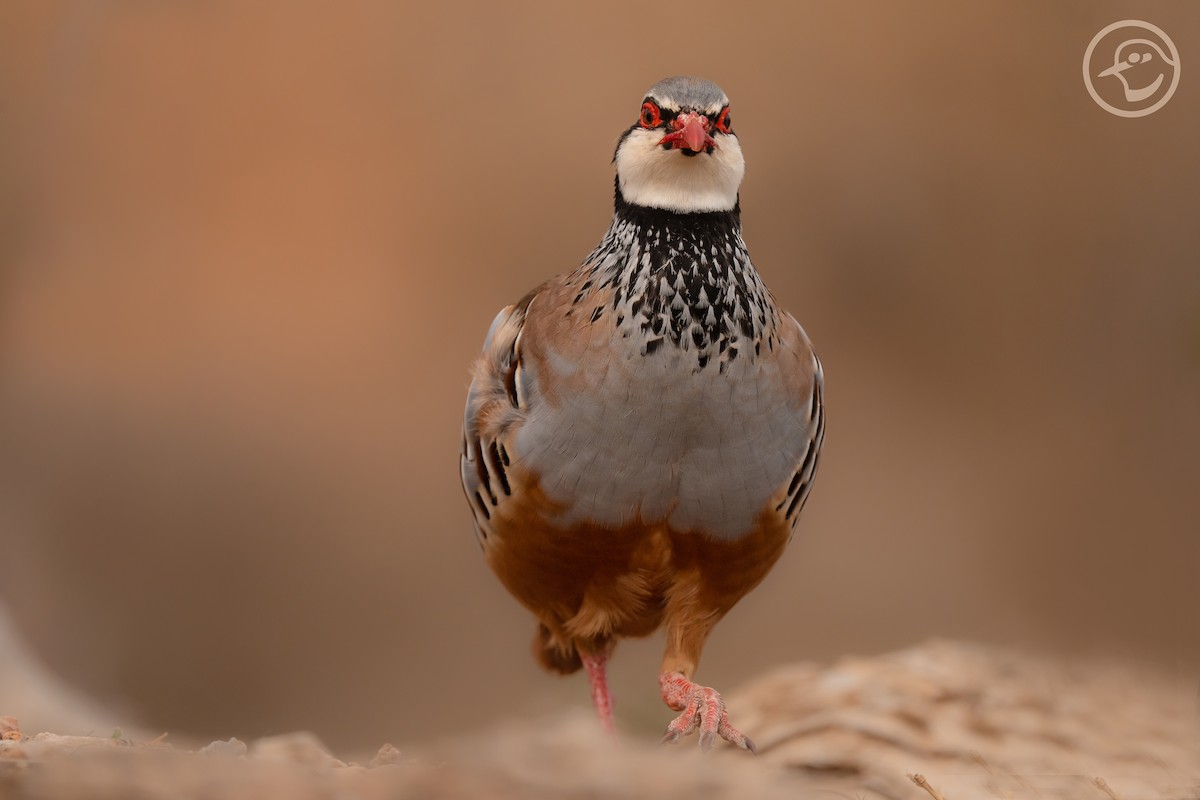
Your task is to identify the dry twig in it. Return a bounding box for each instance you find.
[909,772,948,800]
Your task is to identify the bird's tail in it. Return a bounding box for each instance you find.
[532,623,583,674]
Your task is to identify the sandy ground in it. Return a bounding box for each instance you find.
[3,641,1197,800]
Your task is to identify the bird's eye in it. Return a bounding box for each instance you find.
[640,102,662,129]
[715,107,732,134]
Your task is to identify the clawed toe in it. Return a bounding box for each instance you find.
[658,672,756,753]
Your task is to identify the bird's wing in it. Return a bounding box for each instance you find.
[768,312,825,532]
[460,285,544,548]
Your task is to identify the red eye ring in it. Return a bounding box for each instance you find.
[639,101,662,129]
[715,107,732,134]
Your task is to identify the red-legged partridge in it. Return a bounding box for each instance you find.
[461,76,825,752]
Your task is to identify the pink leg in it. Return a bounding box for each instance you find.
[659,672,755,753]
[580,650,616,734]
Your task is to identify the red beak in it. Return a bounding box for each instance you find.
[659,112,717,152]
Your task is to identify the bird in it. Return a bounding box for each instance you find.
[1096,38,1177,104]
[460,76,824,752]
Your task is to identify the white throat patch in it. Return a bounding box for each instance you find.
[615,128,745,213]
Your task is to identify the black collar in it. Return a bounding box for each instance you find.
[612,181,741,233]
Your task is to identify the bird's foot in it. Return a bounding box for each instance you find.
[658,672,756,753]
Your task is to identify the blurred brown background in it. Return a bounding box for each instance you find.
[0,1,1197,751]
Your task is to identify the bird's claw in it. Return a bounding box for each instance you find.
[658,673,756,753]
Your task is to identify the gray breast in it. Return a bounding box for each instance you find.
[513,330,813,540]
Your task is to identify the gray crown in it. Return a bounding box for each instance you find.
[645,76,729,113]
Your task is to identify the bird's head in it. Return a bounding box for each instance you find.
[1099,38,1175,78]
[614,76,745,214]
